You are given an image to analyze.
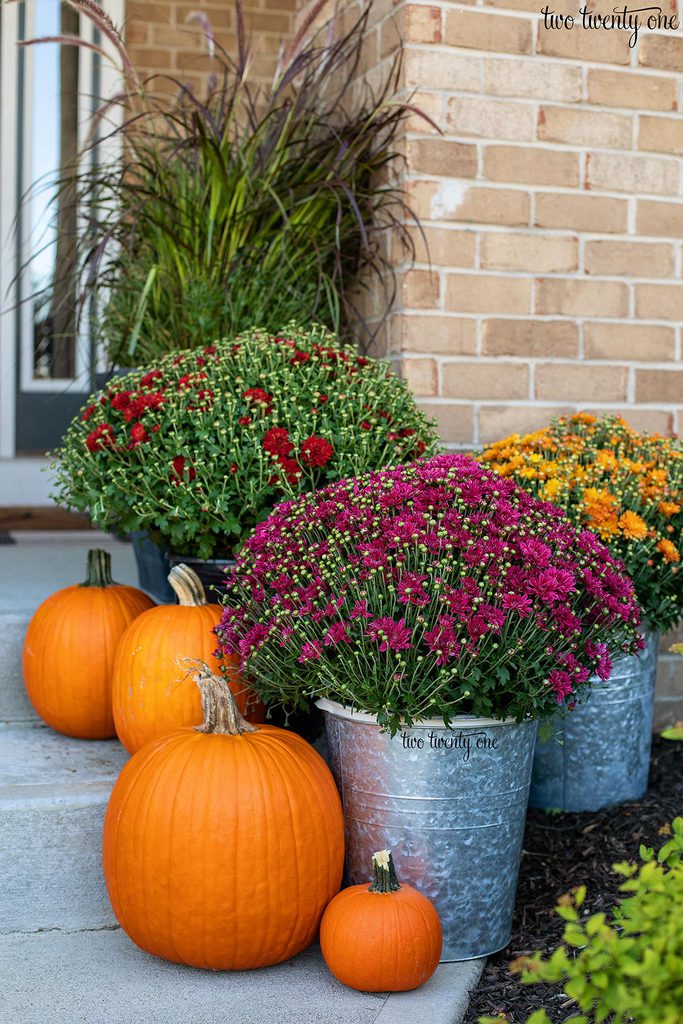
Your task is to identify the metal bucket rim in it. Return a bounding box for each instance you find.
[315,698,522,729]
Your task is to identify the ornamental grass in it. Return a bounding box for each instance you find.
[19,0,429,362]
[51,325,438,559]
[479,414,683,634]
[216,453,641,733]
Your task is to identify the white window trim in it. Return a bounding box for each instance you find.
[0,0,124,458]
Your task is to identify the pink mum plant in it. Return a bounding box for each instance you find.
[217,453,642,732]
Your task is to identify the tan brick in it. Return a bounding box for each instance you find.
[536,279,629,318]
[398,227,476,268]
[440,185,531,227]
[442,361,530,399]
[402,92,444,134]
[535,194,627,234]
[126,21,150,44]
[482,0,543,10]
[447,97,535,141]
[639,34,683,73]
[481,232,578,273]
[587,69,677,111]
[484,145,579,187]
[482,320,579,358]
[536,364,629,402]
[404,50,482,91]
[399,315,478,355]
[638,115,683,156]
[446,275,532,315]
[443,9,533,54]
[537,22,631,64]
[636,369,683,403]
[401,270,440,309]
[403,4,443,43]
[586,152,678,196]
[400,358,438,396]
[636,284,683,321]
[538,106,632,149]
[406,140,478,178]
[637,200,683,237]
[483,56,581,102]
[131,47,174,69]
[618,408,677,435]
[417,402,475,445]
[479,403,572,443]
[585,241,675,278]
[584,323,676,361]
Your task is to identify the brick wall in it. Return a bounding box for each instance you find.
[124,0,298,88]
[382,3,683,453]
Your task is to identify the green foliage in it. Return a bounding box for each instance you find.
[500,820,683,1024]
[51,323,439,558]
[26,0,428,363]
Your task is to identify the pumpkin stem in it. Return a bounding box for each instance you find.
[168,564,207,606]
[369,850,402,894]
[177,657,257,736]
[81,548,116,588]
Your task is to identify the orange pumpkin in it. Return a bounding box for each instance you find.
[112,564,263,754]
[103,658,344,969]
[22,548,154,739]
[320,849,442,992]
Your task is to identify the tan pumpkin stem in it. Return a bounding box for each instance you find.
[168,565,207,606]
[81,548,116,588]
[177,657,257,736]
[369,850,402,893]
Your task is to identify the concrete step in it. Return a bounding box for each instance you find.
[0,533,140,724]
[0,723,127,933]
[0,927,484,1024]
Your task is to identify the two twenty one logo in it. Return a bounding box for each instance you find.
[400,729,500,763]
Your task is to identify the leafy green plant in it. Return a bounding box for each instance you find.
[51,323,439,558]
[19,0,430,363]
[480,820,683,1024]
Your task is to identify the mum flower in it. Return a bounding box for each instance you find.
[217,453,640,732]
[480,414,683,634]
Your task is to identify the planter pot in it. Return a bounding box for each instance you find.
[130,531,173,604]
[529,628,659,813]
[317,699,538,962]
[166,555,232,605]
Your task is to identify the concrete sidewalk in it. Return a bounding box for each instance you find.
[0,532,485,1024]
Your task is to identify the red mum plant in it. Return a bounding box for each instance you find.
[52,324,439,559]
[216,453,641,732]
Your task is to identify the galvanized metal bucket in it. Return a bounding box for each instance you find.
[317,699,538,962]
[529,629,659,813]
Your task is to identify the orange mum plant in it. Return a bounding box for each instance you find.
[480,414,683,633]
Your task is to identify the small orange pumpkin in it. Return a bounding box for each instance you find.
[320,849,442,992]
[23,548,154,739]
[112,564,262,754]
[103,658,345,969]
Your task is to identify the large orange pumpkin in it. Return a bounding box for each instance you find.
[112,564,263,754]
[23,548,154,739]
[320,849,442,992]
[103,658,345,969]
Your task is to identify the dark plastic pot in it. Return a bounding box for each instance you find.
[130,531,173,604]
[166,554,232,604]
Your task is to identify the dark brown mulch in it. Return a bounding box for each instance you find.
[463,735,683,1024]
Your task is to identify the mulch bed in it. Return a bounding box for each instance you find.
[463,735,683,1023]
